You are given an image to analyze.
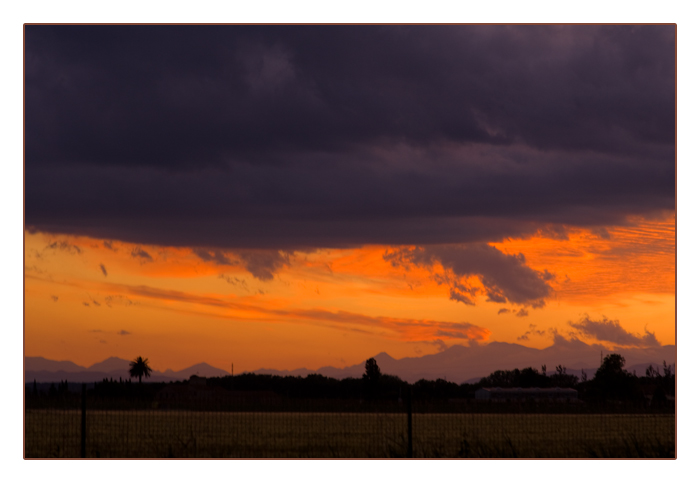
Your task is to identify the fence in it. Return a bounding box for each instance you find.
[24,385,675,458]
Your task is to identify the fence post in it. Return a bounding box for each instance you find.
[80,383,86,458]
[407,386,413,458]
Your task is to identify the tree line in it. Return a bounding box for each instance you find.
[27,353,675,407]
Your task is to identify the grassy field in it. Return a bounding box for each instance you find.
[25,410,675,458]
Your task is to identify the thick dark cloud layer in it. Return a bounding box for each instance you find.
[25,25,675,249]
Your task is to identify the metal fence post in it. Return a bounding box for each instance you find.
[407,386,413,458]
[80,383,86,458]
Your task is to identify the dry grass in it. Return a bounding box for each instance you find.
[25,410,675,458]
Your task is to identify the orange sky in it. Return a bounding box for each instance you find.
[24,214,675,373]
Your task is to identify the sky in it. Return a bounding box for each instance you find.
[23,24,676,373]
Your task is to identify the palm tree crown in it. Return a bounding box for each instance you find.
[129,356,153,383]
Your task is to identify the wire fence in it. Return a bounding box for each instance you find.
[25,386,675,458]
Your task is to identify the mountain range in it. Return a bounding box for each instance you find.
[252,340,676,383]
[25,339,676,384]
[25,356,230,383]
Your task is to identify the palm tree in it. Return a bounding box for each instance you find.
[129,356,153,384]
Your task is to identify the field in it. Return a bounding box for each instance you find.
[25,410,675,458]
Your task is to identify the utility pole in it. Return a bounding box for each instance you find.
[80,383,86,458]
[406,386,413,458]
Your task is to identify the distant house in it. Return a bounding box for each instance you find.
[475,387,578,401]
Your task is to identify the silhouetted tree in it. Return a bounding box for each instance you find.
[651,384,668,408]
[595,353,626,378]
[642,360,674,407]
[591,353,642,402]
[413,378,459,400]
[129,356,153,384]
[364,358,381,382]
[645,364,660,378]
[362,358,381,399]
[520,367,548,387]
[549,365,578,388]
[662,360,672,378]
[479,367,548,388]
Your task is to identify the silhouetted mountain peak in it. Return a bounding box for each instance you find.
[88,357,131,373]
[373,352,396,363]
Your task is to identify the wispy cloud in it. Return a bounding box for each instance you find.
[99,263,108,277]
[193,249,235,266]
[517,323,546,341]
[218,274,250,291]
[86,293,101,307]
[104,295,134,308]
[117,330,131,336]
[50,295,58,302]
[430,339,449,352]
[45,240,82,255]
[131,247,153,262]
[277,308,491,343]
[123,284,236,309]
[25,265,52,280]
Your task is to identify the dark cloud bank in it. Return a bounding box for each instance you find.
[25,26,675,282]
[569,315,660,348]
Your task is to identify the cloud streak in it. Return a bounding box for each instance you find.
[40,276,492,344]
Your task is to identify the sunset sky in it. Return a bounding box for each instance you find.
[24,25,676,374]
